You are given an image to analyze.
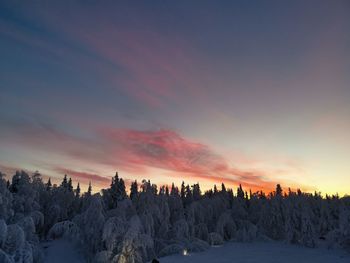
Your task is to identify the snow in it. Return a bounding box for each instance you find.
[158,241,350,263]
[40,240,350,263]
[42,239,84,263]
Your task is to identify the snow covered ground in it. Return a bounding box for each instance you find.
[159,241,350,263]
[42,240,85,263]
[41,239,350,263]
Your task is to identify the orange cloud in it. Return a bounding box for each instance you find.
[99,128,286,192]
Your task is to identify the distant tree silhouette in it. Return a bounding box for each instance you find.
[276,184,283,197]
[118,177,127,200]
[170,182,178,196]
[214,184,218,194]
[75,182,81,198]
[68,177,73,192]
[193,183,201,200]
[46,178,52,191]
[221,183,227,192]
[180,181,186,200]
[61,174,68,189]
[237,184,245,199]
[87,181,92,196]
[130,180,138,200]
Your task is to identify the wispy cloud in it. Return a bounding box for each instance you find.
[1,116,305,191]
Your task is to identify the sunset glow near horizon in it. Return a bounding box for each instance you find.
[0,1,349,195]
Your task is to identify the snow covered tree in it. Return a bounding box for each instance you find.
[1,168,350,262]
[300,207,316,248]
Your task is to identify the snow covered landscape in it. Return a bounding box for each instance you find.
[1,0,350,262]
[160,241,350,263]
[42,239,350,263]
[42,240,84,263]
[0,171,349,263]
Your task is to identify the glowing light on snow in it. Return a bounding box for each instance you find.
[183,249,188,256]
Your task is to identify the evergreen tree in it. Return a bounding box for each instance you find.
[10,170,21,193]
[75,183,81,198]
[130,180,138,200]
[192,183,201,200]
[110,172,119,195]
[170,183,178,196]
[237,184,245,199]
[221,183,227,192]
[151,183,158,195]
[61,174,68,189]
[214,184,218,194]
[46,178,52,191]
[159,185,166,195]
[32,170,42,185]
[107,172,120,208]
[184,184,193,206]
[118,178,127,200]
[68,177,73,192]
[87,181,92,196]
[276,184,283,197]
[180,181,186,200]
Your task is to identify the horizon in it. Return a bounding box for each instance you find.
[1,1,350,196]
[1,169,348,198]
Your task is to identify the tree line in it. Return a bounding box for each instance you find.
[0,170,349,263]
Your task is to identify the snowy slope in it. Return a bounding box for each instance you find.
[159,241,350,263]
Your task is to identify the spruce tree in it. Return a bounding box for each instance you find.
[214,184,218,194]
[87,181,92,196]
[46,178,52,191]
[276,184,283,197]
[118,178,127,200]
[130,180,138,200]
[180,181,186,200]
[68,178,73,192]
[221,183,227,192]
[61,174,68,189]
[237,184,245,199]
[75,183,81,198]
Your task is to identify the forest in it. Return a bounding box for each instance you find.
[0,170,349,263]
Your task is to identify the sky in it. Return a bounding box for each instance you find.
[0,1,349,195]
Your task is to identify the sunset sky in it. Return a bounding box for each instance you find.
[0,1,349,195]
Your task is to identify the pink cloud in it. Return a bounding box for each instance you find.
[99,128,288,192]
[2,113,309,192]
[1,116,307,192]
